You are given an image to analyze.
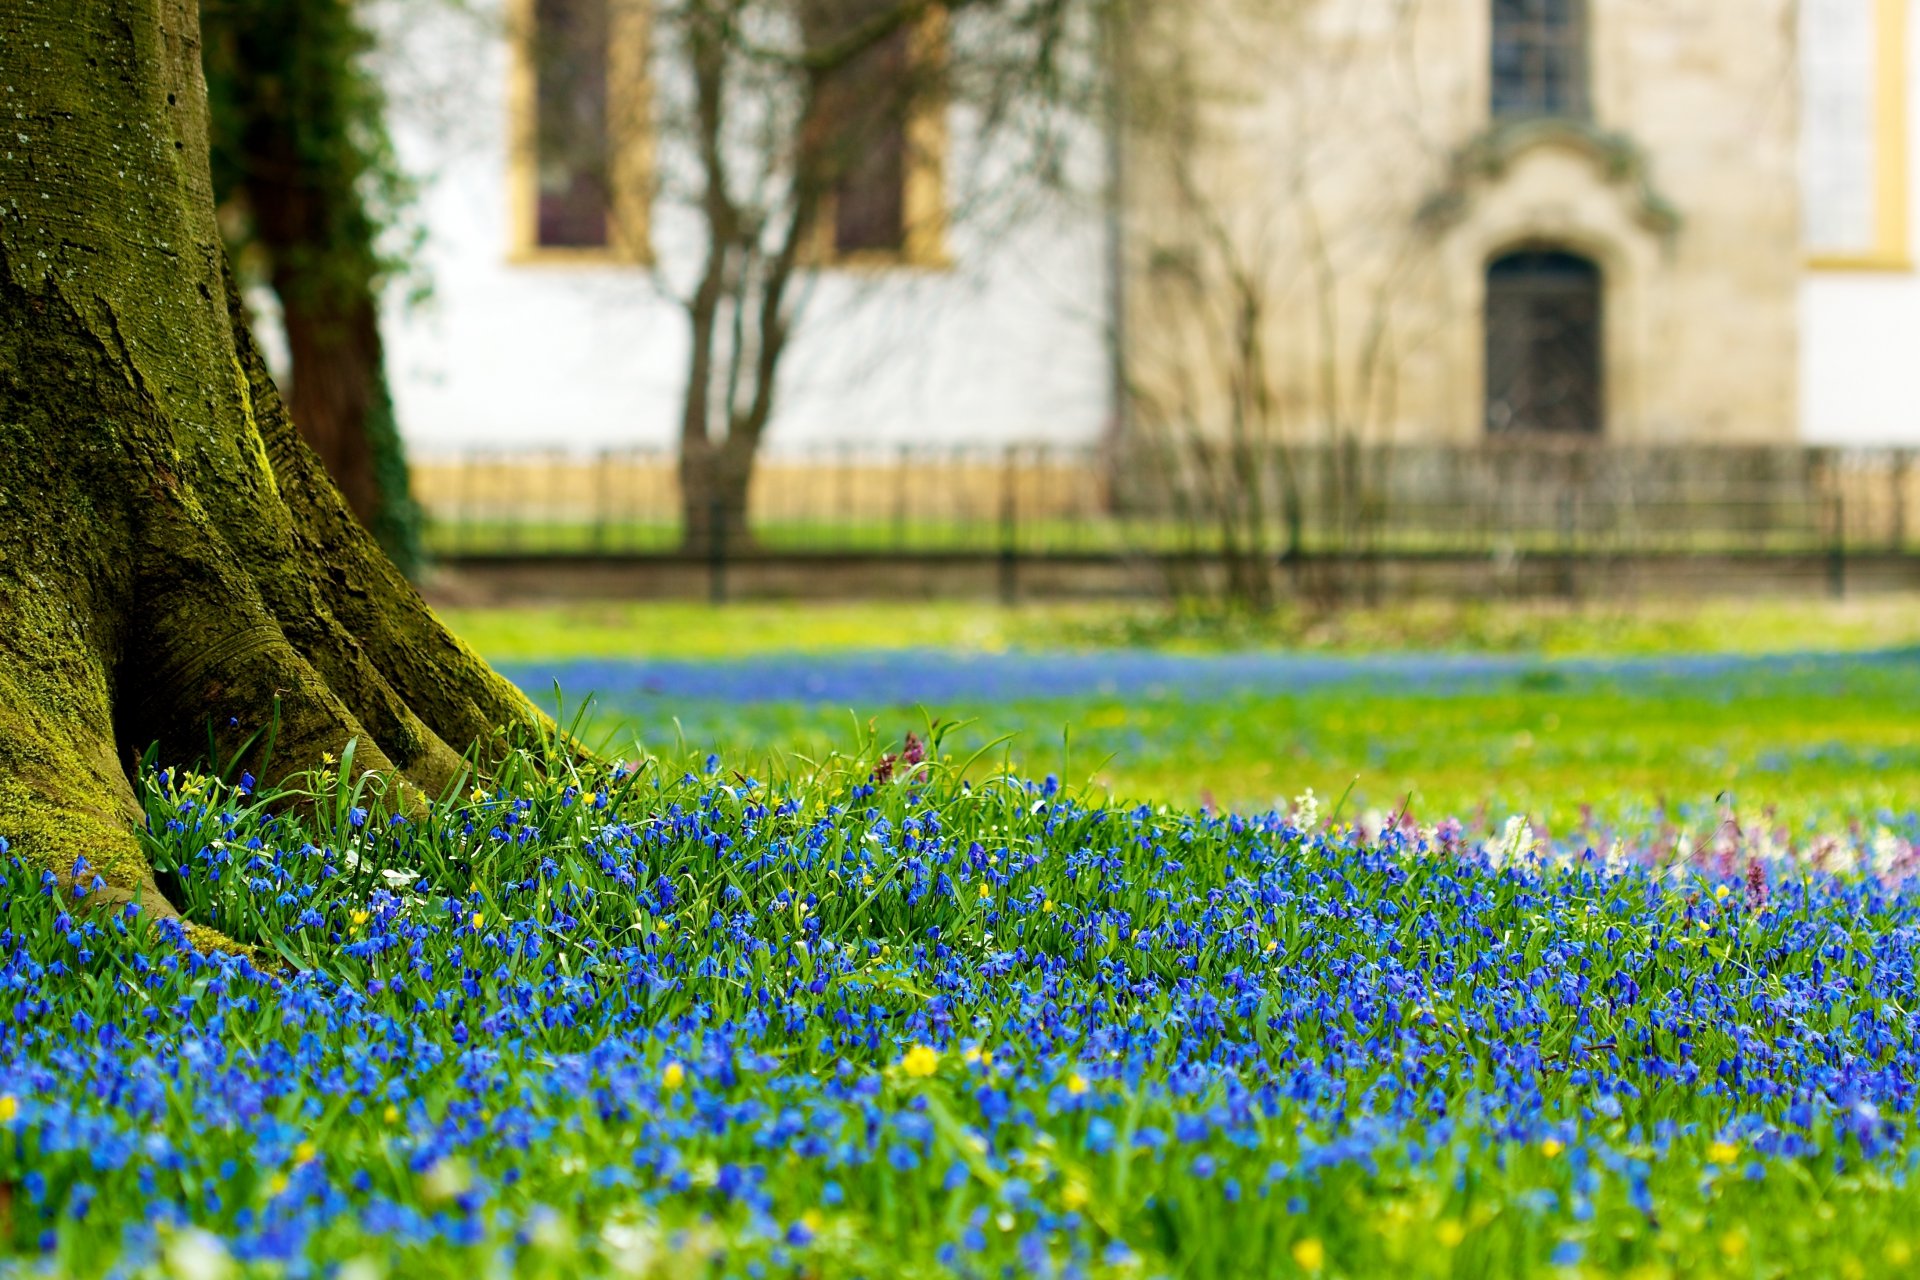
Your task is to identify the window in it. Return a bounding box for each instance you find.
[1485,250,1603,435]
[509,0,651,261]
[801,1,948,265]
[1491,0,1589,120]
[533,0,610,247]
[830,23,913,255]
[1803,0,1910,269]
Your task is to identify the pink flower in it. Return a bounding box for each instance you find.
[1745,859,1768,913]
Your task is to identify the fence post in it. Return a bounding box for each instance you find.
[1557,489,1577,601]
[593,448,612,554]
[1893,449,1910,555]
[894,443,910,553]
[1828,490,1847,600]
[999,444,1020,605]
[709,496,728,606]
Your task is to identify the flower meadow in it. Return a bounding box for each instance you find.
[9,740,1920,1278]
[495,649,1920,825]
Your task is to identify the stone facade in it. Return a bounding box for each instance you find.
[1122,0,1803,447]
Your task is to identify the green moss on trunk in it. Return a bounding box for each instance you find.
[0,0,558,926]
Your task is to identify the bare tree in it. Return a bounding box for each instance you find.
[1119,0,1446,609]
[493,0,1104,549]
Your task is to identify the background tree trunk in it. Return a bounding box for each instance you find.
[202,0,426,577]
[679,437,759,555]
[0,0,546,925]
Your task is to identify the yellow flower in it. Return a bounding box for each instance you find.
[662,1061,687,1091]
[293,1140,317,1164]
[1265,939,1279,954]
[267,1173,289,1198]
[901,1044,940,1078]
[1541,1138,1564,1158]
[321,752,337,766]
[1066,1073,1089,1096]
[1061,1180,1089,1211]
[1719,1229,1748,1260]
[1707,1140,1739,1164]
[1043,899,1055,914]
[1715,884,1731,901]
[0,1095,16,1123]
[862,873,874,887]
[1291,1237,1325,1272]
[978,883,992,901]
[470,787,489,804]
[351,910,370,928]
[382,1104,400,1125]
[470,912,485,931]
[963,1046,982,1065]
[1437,1220,1466,1248]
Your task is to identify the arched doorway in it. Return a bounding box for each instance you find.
[1484,249,1603,435]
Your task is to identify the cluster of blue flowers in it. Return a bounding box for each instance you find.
[4,752,1920,1277]
[496,648,1907,708]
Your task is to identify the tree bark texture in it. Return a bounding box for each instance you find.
[0,0,548,922]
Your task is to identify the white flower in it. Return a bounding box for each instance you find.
[1872,828,1904,880]
[1291,788,1319,832]
[163,1229,234,1280]
[1603,840,1629,877]
[600,1216,659,1277]
[1491,816,1536,870]
[1826,838,1862,878]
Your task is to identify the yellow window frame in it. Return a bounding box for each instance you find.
[1810,0,1911,272]
[803,6,952,271]
[506,0,655,265]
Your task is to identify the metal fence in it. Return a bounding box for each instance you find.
[412,441,1920,560]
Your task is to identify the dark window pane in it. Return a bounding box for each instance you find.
[1485,251,1603,435]
[534,0,610,248]
[803,0,917,256]
[1491,0,1588,119]
[834,25,911,254]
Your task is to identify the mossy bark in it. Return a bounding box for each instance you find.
[0,0,551,924]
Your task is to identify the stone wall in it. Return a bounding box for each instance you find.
[1122,0,1802,448]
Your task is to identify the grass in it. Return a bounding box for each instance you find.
[10,743,1920,1277]
[440,597,1920,662]
[442,598,1920,827]
[11,597,1920,1275]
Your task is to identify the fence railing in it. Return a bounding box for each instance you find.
[412,442,1920,561]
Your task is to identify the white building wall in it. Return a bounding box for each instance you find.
[369,0,1112,459]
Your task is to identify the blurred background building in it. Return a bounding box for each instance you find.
[362,0,1920,455]
[231,0,1920,603]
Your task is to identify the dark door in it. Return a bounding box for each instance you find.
[1485,249,1603,435]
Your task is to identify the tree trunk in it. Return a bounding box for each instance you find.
[0,0,548,930]
[273,255,422,575]
[679,438,758,554]
[204,0,426,577]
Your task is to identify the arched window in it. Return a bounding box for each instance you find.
[1485,250,1603,435]
[1491,0,1589,119]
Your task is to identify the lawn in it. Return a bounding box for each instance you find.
[450,598,1920,828]
[9,597,1920,1277]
